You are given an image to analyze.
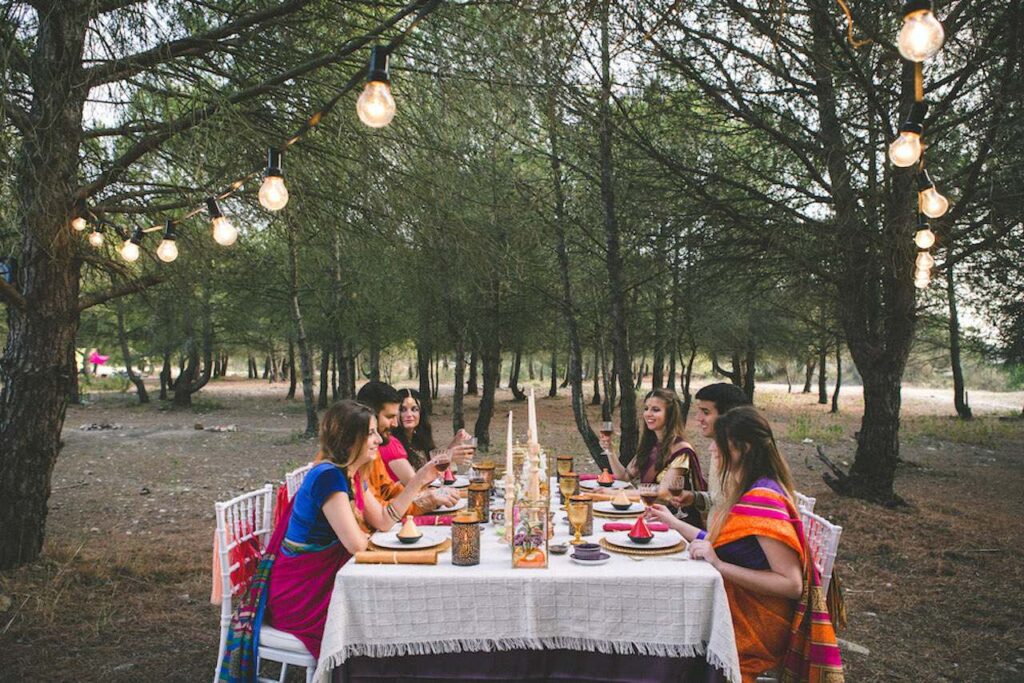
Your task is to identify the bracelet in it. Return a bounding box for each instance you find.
[695,530,707,541]
[385,502,401,523]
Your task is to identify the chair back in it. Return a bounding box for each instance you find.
[285,463,314,501]
[799,508,842,593]
[793,491,816,514]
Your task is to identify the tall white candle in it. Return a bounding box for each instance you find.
[506,410,514,476]
[528,388,538,445]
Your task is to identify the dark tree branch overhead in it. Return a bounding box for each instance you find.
[82,0,320,87]
[77,274,164,313]
[75,0,440,201]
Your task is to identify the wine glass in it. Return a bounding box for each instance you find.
[559,472,578,506]
[638,483,659,510]
[556,455,573,477]
[568,500,588,545]
[665,470,685,500]
[430,448,452,497]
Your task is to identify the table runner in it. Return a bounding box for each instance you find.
[313,513,741,683]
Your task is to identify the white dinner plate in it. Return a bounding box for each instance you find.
[603,530,684,550]
[593,501,644,515]
[429,475,470,488]
[431,498,468,514]
[579,479,631,490]
[371,529,447,550]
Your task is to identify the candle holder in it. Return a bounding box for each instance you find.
[569,494,593,536]
[512,500,549,569]
[472,461,496,489]
[467,481,491,523]
[452,512,481,566]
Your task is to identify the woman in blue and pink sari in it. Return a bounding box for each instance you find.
[219,400,438,681]
[648,407,843,682]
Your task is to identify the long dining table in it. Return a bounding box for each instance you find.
[312,485,741,683]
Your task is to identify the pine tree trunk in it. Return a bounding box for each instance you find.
[743,339,756,403]
[548,349,558,398]
[331,349,339,400]
[818,341,829,405]
[466,349,479,395]
[680,344,698,424]
[417,342,432,416]
[802,356,815,393]
[368,336,381,383]
[473,342,501,451]
[318,351,330,410]
[652,305,665,389]
[286,340,297,400]
[160,351,172,400]
[285,217,318,436]
[452,340,466,433]
[172,299,214,408]
[263,356,270,379]
[115,300,148,404]
[527,356,535,381]
[508,348,526,401]
[591,347,602,406]
[831,339,842,414]
[946,261,972,419]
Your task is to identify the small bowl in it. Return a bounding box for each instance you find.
[549,543,569,555]
[627,534,652,545]
[598,479,614,487]
[611,501,633,511]
[397,533,423,545]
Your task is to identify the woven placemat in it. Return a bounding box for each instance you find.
[369,538,451,554]
[599,537,687,557]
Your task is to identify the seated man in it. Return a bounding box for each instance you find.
[355,381,457,520]
[672,382,751,526]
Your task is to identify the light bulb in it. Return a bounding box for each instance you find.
[889,131,922,167]
[356,81,396,128]
[898,9,945,62]
[919,187,949,218]
[157,239,178,263]
[915,251,935,269]
[914,228,936,249]
[88,230,104,248]
[211,216,238,246]
[120,240,140,262]
[259,176,288,211]
[71,217,87,231]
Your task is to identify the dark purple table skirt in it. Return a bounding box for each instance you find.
[332,648,729,683]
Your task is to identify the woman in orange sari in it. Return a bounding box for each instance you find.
[648,407,843,682]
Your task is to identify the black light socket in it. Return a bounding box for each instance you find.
[265,149,283,178]
[162,220,177,241]
[917,213,930,230]
[128,227,144,245]
[206,197,224,219]
[899,101,928,134]
[367,46,391,84]
[902,0,933,16]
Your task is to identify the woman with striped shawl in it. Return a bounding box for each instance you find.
[648,406,843,682]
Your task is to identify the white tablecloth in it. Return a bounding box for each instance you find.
[313,502,741,683]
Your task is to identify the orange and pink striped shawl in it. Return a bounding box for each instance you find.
[714,483,844,683]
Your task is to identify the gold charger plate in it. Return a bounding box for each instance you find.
[370,538,451,554]
[598,537,687,557]
[593,509,643,520]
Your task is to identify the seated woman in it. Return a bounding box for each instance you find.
[380,388,475,485]
[599,388,706,524]
[219,400,440,681]
[647,407,843,682]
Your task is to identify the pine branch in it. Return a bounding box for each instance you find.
[0,276,27,312]
[77,274,163,313]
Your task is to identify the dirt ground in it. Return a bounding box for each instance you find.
[1,378,1022,682]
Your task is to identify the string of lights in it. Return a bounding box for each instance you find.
[887,0,948,290]
[69,0,440,264]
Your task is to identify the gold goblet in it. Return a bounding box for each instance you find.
[559,472,578,505]
[556,455,573,477]
[568,500,588,545]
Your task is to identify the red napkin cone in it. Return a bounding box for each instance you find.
[629,516,653,538]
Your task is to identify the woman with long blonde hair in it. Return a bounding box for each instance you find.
[647,407,843,681]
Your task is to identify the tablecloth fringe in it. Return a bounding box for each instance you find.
[313,637,737,682]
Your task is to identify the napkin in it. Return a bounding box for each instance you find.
[578,473,598,481]
[355,549,439,565]
[414,515,453,526]
[603,522,669,532]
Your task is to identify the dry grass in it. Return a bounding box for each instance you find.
[1,378,1023,681]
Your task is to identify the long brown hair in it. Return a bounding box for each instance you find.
[392,388,435,468]
[632,388,688,475]
[317,400,375,469]
[708,406,796,540]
